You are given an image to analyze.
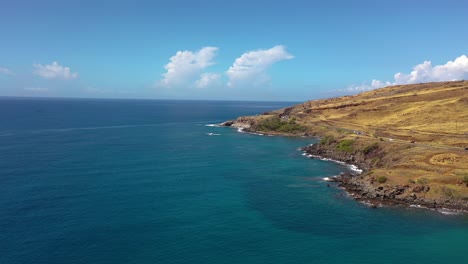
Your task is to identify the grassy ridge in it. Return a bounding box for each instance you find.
[238,81,468,206]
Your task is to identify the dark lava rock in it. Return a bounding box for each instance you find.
[220,121,234,126]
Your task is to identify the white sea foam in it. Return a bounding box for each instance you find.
[348,165,363,174]
[318,157,346,165]
[437,208,463,215]
[250,132,265,136]
[206,133,221,136]
[302,152,362,174]
[323,177,336,182]
[205,124,219,127]
[360,201,383,208]
[409,205,465,215]
[233,127,270,136]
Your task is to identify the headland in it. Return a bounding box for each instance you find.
[222,81,468,212]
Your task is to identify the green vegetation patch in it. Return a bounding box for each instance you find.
[440,186,456,198]
[416,178,429,185]
[362,142,379,155]
[377,176,387,183]
[336,139,355,152]
[255,116,307,133]
[319,135,335,146]
[336,128,351,134]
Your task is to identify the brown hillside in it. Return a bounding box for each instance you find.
[281,81,467,147]
[227,81,468,210]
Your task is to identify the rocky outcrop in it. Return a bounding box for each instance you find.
[335,174,468,211]
[220,120,234,127]
[221,114,468,212]
[220,117,256,130]
[220,80,468,213]
[300,142,380,171]
[302,143,468,212]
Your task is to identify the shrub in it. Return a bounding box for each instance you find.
[336,128,351,134]
[416,178,429,185]
[377,176,387,183]
[336,139,355,152]
[255,116,282,131]
[441,186,455,198]
[255,116,307,133]
[319,135,335,146]
[362,142,379,155]
[463,175,468,187]
[277,122,307,133]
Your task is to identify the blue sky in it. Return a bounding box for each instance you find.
[1,0,468,101]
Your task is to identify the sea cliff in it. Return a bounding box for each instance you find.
[301,143,468,211]
[222,81,468,212]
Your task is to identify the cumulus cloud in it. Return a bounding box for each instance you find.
[346,79,393,92]
[33,61,78,80]
[0,67,14,75]
[159,47,218,88]
[226,45,294,87]
[393,55,468,84]
[195,72,221,88]
[347,55,468,92]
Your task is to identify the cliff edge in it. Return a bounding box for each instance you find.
[223,81,468,211]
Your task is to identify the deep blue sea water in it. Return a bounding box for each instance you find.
[0,98,467,264]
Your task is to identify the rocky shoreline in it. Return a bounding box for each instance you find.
[221,119,468,214]
[301,144,468,213]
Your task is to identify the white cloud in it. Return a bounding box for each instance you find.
[347,55,468,92]
[159,47,218,88]
[195,72,221,88]
[33,61,78,80]
[346,79,393,92]
[393,55,468,84]
[0,67,14,75]
[226,45,293,87]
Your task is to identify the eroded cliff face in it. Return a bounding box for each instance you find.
[220,81,468,212]
[337,174,468,211]
[220,117,257,130]
[301,142,468,212]
[301,142,381,171]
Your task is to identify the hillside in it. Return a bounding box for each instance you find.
[223,81,468,211]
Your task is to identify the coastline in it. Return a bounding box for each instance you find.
[300,141,468,213]
[221,120,468,214]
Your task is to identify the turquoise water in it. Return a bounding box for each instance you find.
[0,98,467,264]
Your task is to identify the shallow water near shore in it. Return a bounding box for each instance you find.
[0,98,467,264]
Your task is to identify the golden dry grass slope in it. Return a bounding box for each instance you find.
[284,80,467,146]
[244,81,468,205]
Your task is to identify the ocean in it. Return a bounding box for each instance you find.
[0,98,467,264]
